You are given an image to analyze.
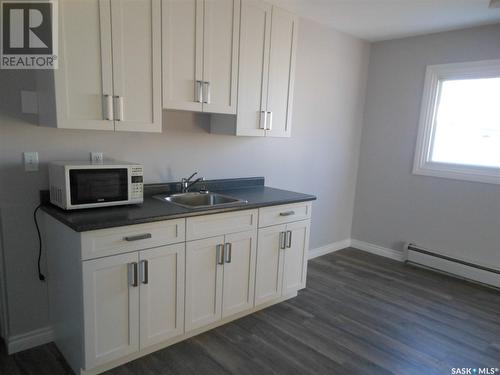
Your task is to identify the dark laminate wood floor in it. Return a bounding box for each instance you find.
[2,248,500,375]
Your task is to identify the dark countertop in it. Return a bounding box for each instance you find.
[41,180,316,232]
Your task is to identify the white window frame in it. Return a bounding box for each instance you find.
[413,59,500,185]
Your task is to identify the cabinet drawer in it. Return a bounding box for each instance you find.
[186,209,258,241]
[258,202,312,228]
[81,219,186,260]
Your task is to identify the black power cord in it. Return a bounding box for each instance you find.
[33,204,46,281]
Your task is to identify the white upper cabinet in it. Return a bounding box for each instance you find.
[234,0,271,136]
[162,0,203,112]
[265,6,297,137]
[162,0,240,114]
[37,0,162,133]
[111,0,162,132]
[211,1,298,137]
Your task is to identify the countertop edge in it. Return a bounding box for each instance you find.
[41,196,317,233]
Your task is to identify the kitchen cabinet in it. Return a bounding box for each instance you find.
[37,0,162,132]
[82,252,140,369]
[44,203,309,374]
[162,0,240,114]
[139,244,185,349]
[211,1,298,137]
[82,243,185,369]
[255,202,311,306]
[255,220,310,305]
[185,230,256,331]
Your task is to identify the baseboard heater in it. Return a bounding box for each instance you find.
[404,243,500,289]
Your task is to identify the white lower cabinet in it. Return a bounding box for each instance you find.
[82,243,185,370]
[82,252,140,369]
[45,204,310,374]
[255,224,285,305]
[222,231,257,318]
[185,230,257,332]
[139,244,185,348]
[255,219,310,306]
[185,236,224,331]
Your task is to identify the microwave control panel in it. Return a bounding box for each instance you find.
[130,166,144,200]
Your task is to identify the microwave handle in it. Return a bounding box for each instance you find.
[124,233,152,242]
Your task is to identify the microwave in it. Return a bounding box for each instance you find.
[49,161,144,210]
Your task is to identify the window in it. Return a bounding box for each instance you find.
[413,59,500,185]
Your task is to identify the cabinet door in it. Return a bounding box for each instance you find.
[139,244,185,349]
[82,252,139,369]
[44,0,114,131]
[202,0,240,114]
[222,230,257,318]
[283,220,310,295]
[255,224,285,306]
[235,0,271,136]
[111,0,162,132]
[265,7,297,138]
[185,236,224,332]
[162,0,203,112]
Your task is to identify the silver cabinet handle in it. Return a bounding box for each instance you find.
[266,111,273,130]
[279,231,286,250]
[195,80,203,103]
[113,96,123,121]
[260,111,267,130]
[124,233,152,242]
[286,230,292,248]
[224,243,232,263]
[140,260,148,284]
[128,262,138,287]
[103,94,113,120]
[279,211,295,217]
[216,244,224,265]
[202,81,211,104]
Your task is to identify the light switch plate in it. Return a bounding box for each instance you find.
[24,152,39,172]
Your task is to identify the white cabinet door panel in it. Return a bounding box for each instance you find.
[202,0,240,114]
[266,6,297,138]
[48,0,114,131]
[185,236,224,332]
[111,0,162,132]
[139,244,185,349]
[236,0,271,136]
[162,0,203,112]
[222,230,256,318]
[82,252,139,369]
[255,224,285,306]
[283,220,310,294]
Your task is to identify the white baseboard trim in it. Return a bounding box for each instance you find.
[6,326,54,354]
[309,239,351,259]
[351,239,404,261]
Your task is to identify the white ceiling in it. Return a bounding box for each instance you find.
[266,0,500,41]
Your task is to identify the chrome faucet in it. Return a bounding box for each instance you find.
[181,172,205,193]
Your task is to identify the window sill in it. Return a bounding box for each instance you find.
[413,161,500,185]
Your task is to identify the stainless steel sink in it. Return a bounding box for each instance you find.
[154,191,248,209]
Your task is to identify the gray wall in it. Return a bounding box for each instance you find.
[0,18,369,337]
[352,24,500,267]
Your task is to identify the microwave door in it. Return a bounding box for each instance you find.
[69,168,128,206]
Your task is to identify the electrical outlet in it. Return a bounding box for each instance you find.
[90,152,104,164]
[24,152,39,172]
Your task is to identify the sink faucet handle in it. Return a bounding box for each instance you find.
[185,172,198,182]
